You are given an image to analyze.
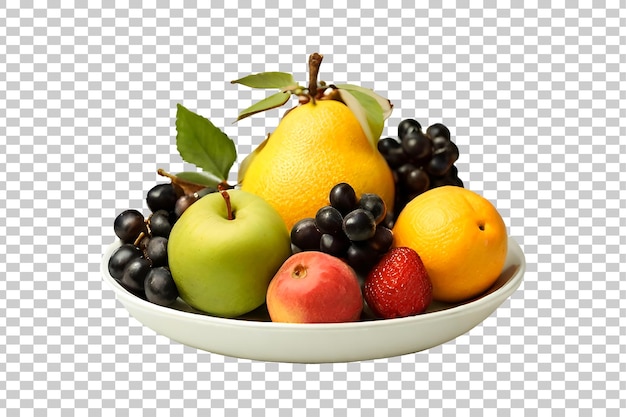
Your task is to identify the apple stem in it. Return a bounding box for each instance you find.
[219,180,234,190]
[307,53,323,104]
[219,185,234,220]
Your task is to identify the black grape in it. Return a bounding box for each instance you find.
[108,244,143,280]
[146,183,178,213]
[114,209,147,244]
[145,267,179,306]
[290,218,322,251]
[377,119,464,222]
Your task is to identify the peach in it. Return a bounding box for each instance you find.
[266,251,363,323]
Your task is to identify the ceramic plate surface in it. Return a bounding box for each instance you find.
[101,237,525,363]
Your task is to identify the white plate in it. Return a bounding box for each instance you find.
[101,237,525,363]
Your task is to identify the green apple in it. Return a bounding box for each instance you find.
[168,189,292,318]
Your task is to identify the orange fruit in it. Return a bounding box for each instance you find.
[240,99,395,230]
[392,186,508,303]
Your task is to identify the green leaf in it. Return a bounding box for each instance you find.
[175,171,222,188]
[335,84,393,119]
[231,72,297,89]
[175,103,237,181]
[235,91,291,122]
[336,89,384,149]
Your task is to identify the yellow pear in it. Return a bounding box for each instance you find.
[240,99,395,230]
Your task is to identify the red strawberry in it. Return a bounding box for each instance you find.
[363,247,432,319]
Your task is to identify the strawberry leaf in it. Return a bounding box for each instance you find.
[175,104,237,181]
[336,89,384,149]
[231,71,297,90]
[235,91,291,122]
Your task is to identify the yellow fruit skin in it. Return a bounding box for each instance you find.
[392,186,508,303]
[241,100,395,230]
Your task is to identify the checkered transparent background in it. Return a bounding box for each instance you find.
[1,1,624,415]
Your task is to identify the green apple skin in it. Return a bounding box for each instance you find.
[168,189,292,318]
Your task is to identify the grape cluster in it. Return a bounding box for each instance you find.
[290,183,393,276]
[108,183,214,306]
[378,119,464,225]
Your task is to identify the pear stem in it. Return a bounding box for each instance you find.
[218,185,234,220]
[308,53,323,103]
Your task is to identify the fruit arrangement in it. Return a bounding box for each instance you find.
[107,53,508,324]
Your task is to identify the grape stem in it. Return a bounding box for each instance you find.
[133,231,146,247]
